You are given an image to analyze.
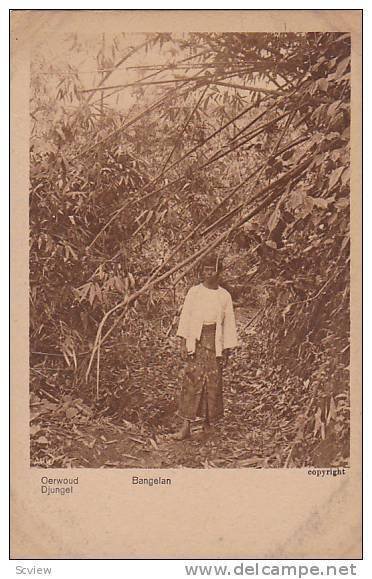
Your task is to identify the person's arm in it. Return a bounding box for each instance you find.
[179,337,195,360]
[176,287,197,356]
[176,288,193,339]
[222,293,238,351]
[222,348,231,365]
[217,347,231,369]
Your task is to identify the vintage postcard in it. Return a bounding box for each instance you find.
[10,9,362,559]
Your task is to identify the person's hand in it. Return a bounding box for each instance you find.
[180,339,188,361]
[180,339,195,361]
[222,349,231,368]
[217,355,228,369]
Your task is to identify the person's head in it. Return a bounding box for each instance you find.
[200,253,223,285]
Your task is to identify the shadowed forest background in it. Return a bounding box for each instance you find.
[29,32,350,468]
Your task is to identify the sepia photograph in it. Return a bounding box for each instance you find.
[10,8,362,560]
[28,27,352,471]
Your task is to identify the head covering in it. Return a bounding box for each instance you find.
[200,252,223,273]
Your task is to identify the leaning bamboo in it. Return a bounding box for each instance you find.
[86,100,295,250]
[85,152,316,382]
[159,84,209,176]
[201,136,309,237]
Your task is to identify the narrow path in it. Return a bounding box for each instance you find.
[32,307,294,468]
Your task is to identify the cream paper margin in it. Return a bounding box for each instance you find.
[10,9,362,559]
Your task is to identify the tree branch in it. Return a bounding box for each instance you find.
[200,135,309,238]
[159,84,209,176]
[84,97,274,250]
[211,80,284,95]
[85,150,317,381]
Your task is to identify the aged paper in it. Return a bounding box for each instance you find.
[11,10,362,559]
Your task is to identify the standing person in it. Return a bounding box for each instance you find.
[173,253,238,440]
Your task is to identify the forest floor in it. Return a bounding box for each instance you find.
[30,307,331,469]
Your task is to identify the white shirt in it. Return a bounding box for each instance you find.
[198,284,221,324]
[176,284,238,356]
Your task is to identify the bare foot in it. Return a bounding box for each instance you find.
[172,422,191,440]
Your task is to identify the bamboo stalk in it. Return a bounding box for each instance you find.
[199,109,292,170]
[85,151,316,382]
[211,81,283,95]
[88,93,282,238]
[84,35,161,103]
[81,82,286,257]
[69,36,162,129]
[79,75,207,93]
[85,96,275,250]
[156,92,282,183]
[228,77,308,146]
[125,62,263,70]
[74,66,275,165]
[73,71,208,165]
[235,154,317,230]
[228,99,280,144]
[201,113,303,237]
[88,102,302,256]
[159,84,209,176]
[79,66,262,94]
[88,50,211,108]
